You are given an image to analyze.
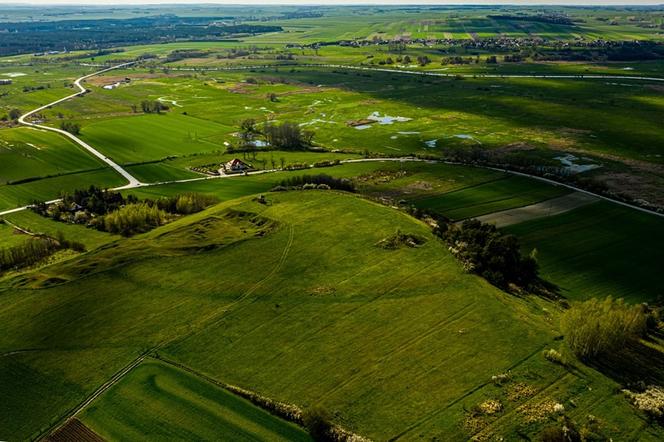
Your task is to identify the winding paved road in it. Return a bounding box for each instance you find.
[1,61,662,220]
[18,62,142,189]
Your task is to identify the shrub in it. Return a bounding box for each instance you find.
[543,349,565,365]
[60,120,80,135]
[561,297,647,360]
[302,406,334,442]
[623,385,664,418]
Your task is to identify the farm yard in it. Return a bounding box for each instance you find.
[1,3,664,441]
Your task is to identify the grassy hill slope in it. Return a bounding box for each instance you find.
[0,191,660,440]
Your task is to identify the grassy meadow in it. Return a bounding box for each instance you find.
[505,201,664,303]
[0,127,104,184]
[0,5,663,440]
[1,191,660,440]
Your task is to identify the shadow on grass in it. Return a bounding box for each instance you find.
[588,340,664,387]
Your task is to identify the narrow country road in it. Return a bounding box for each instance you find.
[18,62,143,189]
[1,61,662,220]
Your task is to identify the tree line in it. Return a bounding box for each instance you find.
[0,228,85,273]
[31,186,218,236]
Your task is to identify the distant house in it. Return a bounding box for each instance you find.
[0,79,11,85]
[223,158,253,174]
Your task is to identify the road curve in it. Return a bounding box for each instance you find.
[18,62,143,189]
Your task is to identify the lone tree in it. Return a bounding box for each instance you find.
[8,108,21,121]
[60,121,81,135]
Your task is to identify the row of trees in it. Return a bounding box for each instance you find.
[31,187,218,236]
[276,174,356,192]
[0,230,85,273]
[0,236,60,272]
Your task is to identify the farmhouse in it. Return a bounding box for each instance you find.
[0,79,12,85]
[223,158,253,174]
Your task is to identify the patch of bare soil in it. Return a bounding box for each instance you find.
[497,142,537,152]
[473,192,598,228]
[406,180,433,191]
[346,118,374,127]
[46,418,104,442]
[646,84,664,93]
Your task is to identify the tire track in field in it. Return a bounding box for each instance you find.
[159,223,295,350]
[254,260,439,381]
[316,300,477,403]
[388,341,550,441]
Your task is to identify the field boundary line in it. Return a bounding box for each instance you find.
[159,62,664,83]
[36,349,150,441]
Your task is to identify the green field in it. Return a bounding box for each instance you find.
[504,201,664,303]
[0,168,126,211]
[79,359,311,441]
[412,175,571,220]
[1,4,664,440]
[1,191,661,440]
[0,127,104,184]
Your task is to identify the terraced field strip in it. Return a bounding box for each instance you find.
[77,358,311,442]
[471,192,599,228]
[40,352,149,441]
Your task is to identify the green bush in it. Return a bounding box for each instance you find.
[561,297,647,360]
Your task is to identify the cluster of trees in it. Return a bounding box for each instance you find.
[31,186,218,236]
[276,174,356,192]
[442,219,539,290]
[263,122,313,150]
[139,100,168,114]
[31,186,129,220]
[0,230,85,273]
[0,236,60,272]
[237,119,314,151]
[561,297,650,360]
[60,121,80,135]
[101,203,166,236]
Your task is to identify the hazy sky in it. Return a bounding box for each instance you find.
[3,0,663,5]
